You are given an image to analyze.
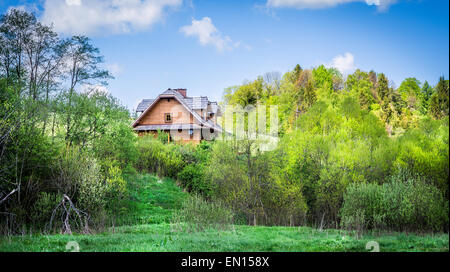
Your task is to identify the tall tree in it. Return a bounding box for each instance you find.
[346,69,375,110]
[376,73,389,101]
[63,36,112,144]
[398,77,421,110]
[419,81,434,115]
[429,77,449,119]
[0,9,36,94]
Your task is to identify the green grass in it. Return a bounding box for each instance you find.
[116,173,188,225]
[1,224,448,252]
[0,173,448,252]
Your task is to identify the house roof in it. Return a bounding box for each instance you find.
[136,99,154,112]
[136,89,219,113]
[209,101,220,115]
[134,124,204,131]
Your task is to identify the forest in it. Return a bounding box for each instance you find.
[0,9,448,250]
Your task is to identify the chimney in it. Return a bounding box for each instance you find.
[175,88,187,97]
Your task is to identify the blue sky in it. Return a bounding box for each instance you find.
[1,0,449,111]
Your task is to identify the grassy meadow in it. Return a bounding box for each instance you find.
[1,174,447,252]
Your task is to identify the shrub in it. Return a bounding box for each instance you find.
[134,136,184,178]
[177,164,214,197]
[171,195,234,232]
[30,192,61,229]
[341,171,448,233]
[394,117,449,196]
[49,148,108,232]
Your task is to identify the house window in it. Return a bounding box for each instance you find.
[189,128,194,139]
[165,113,172,123]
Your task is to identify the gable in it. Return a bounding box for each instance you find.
[134,96,199,126]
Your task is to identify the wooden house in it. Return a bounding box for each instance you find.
[132,88,222,144]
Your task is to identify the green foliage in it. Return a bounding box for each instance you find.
[175,141,215,197]
[30,192,61,228]
[393,117,449,195]
[177,164,213,197]
[206,140,308,226]
[56,149,107,218]
[225,78,265,107]
[341,171,448,232]
[398,77,421,109]
[346,69,375,109]
[429,77,449,119]
[134,135,184,178]
[0,9,131,234]
[312,65,334,97]
[419,81,434,114]
[377,73,390,101]
[219,66,448,232]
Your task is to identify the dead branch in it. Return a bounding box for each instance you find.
[0,188,18,206]
[48,194,90,235]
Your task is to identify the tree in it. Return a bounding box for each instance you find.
[0,9,36,91]
[368,70,377,86]
[312,65,334,98]
[376,73,389,101]
[62,36,112,145]
[0,9,123,234]
[225,78,264,107]
[419,81,434,114]
[398,77,421,110]
[429,77,449,119]
[293,64,302,81]
[346,69,375,110]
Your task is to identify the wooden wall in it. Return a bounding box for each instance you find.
[138,97,199,125]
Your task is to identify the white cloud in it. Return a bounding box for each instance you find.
[266,0,397,11]
[106,63,123,77]
[41,0,182,36]
[326,52,355,74]
[180,17,244,52]
[65,0,81,6]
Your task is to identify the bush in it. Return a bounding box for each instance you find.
[341,171,448,233]
[171,195,234,232]
[177,164,214,197]
[48,148,108,232]
[134,135,184,178]
[394,117,449,196]
[30,192,61,229]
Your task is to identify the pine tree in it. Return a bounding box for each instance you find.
[376,73,389,101]
[429,77,449,119]
[419,81,434,114]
